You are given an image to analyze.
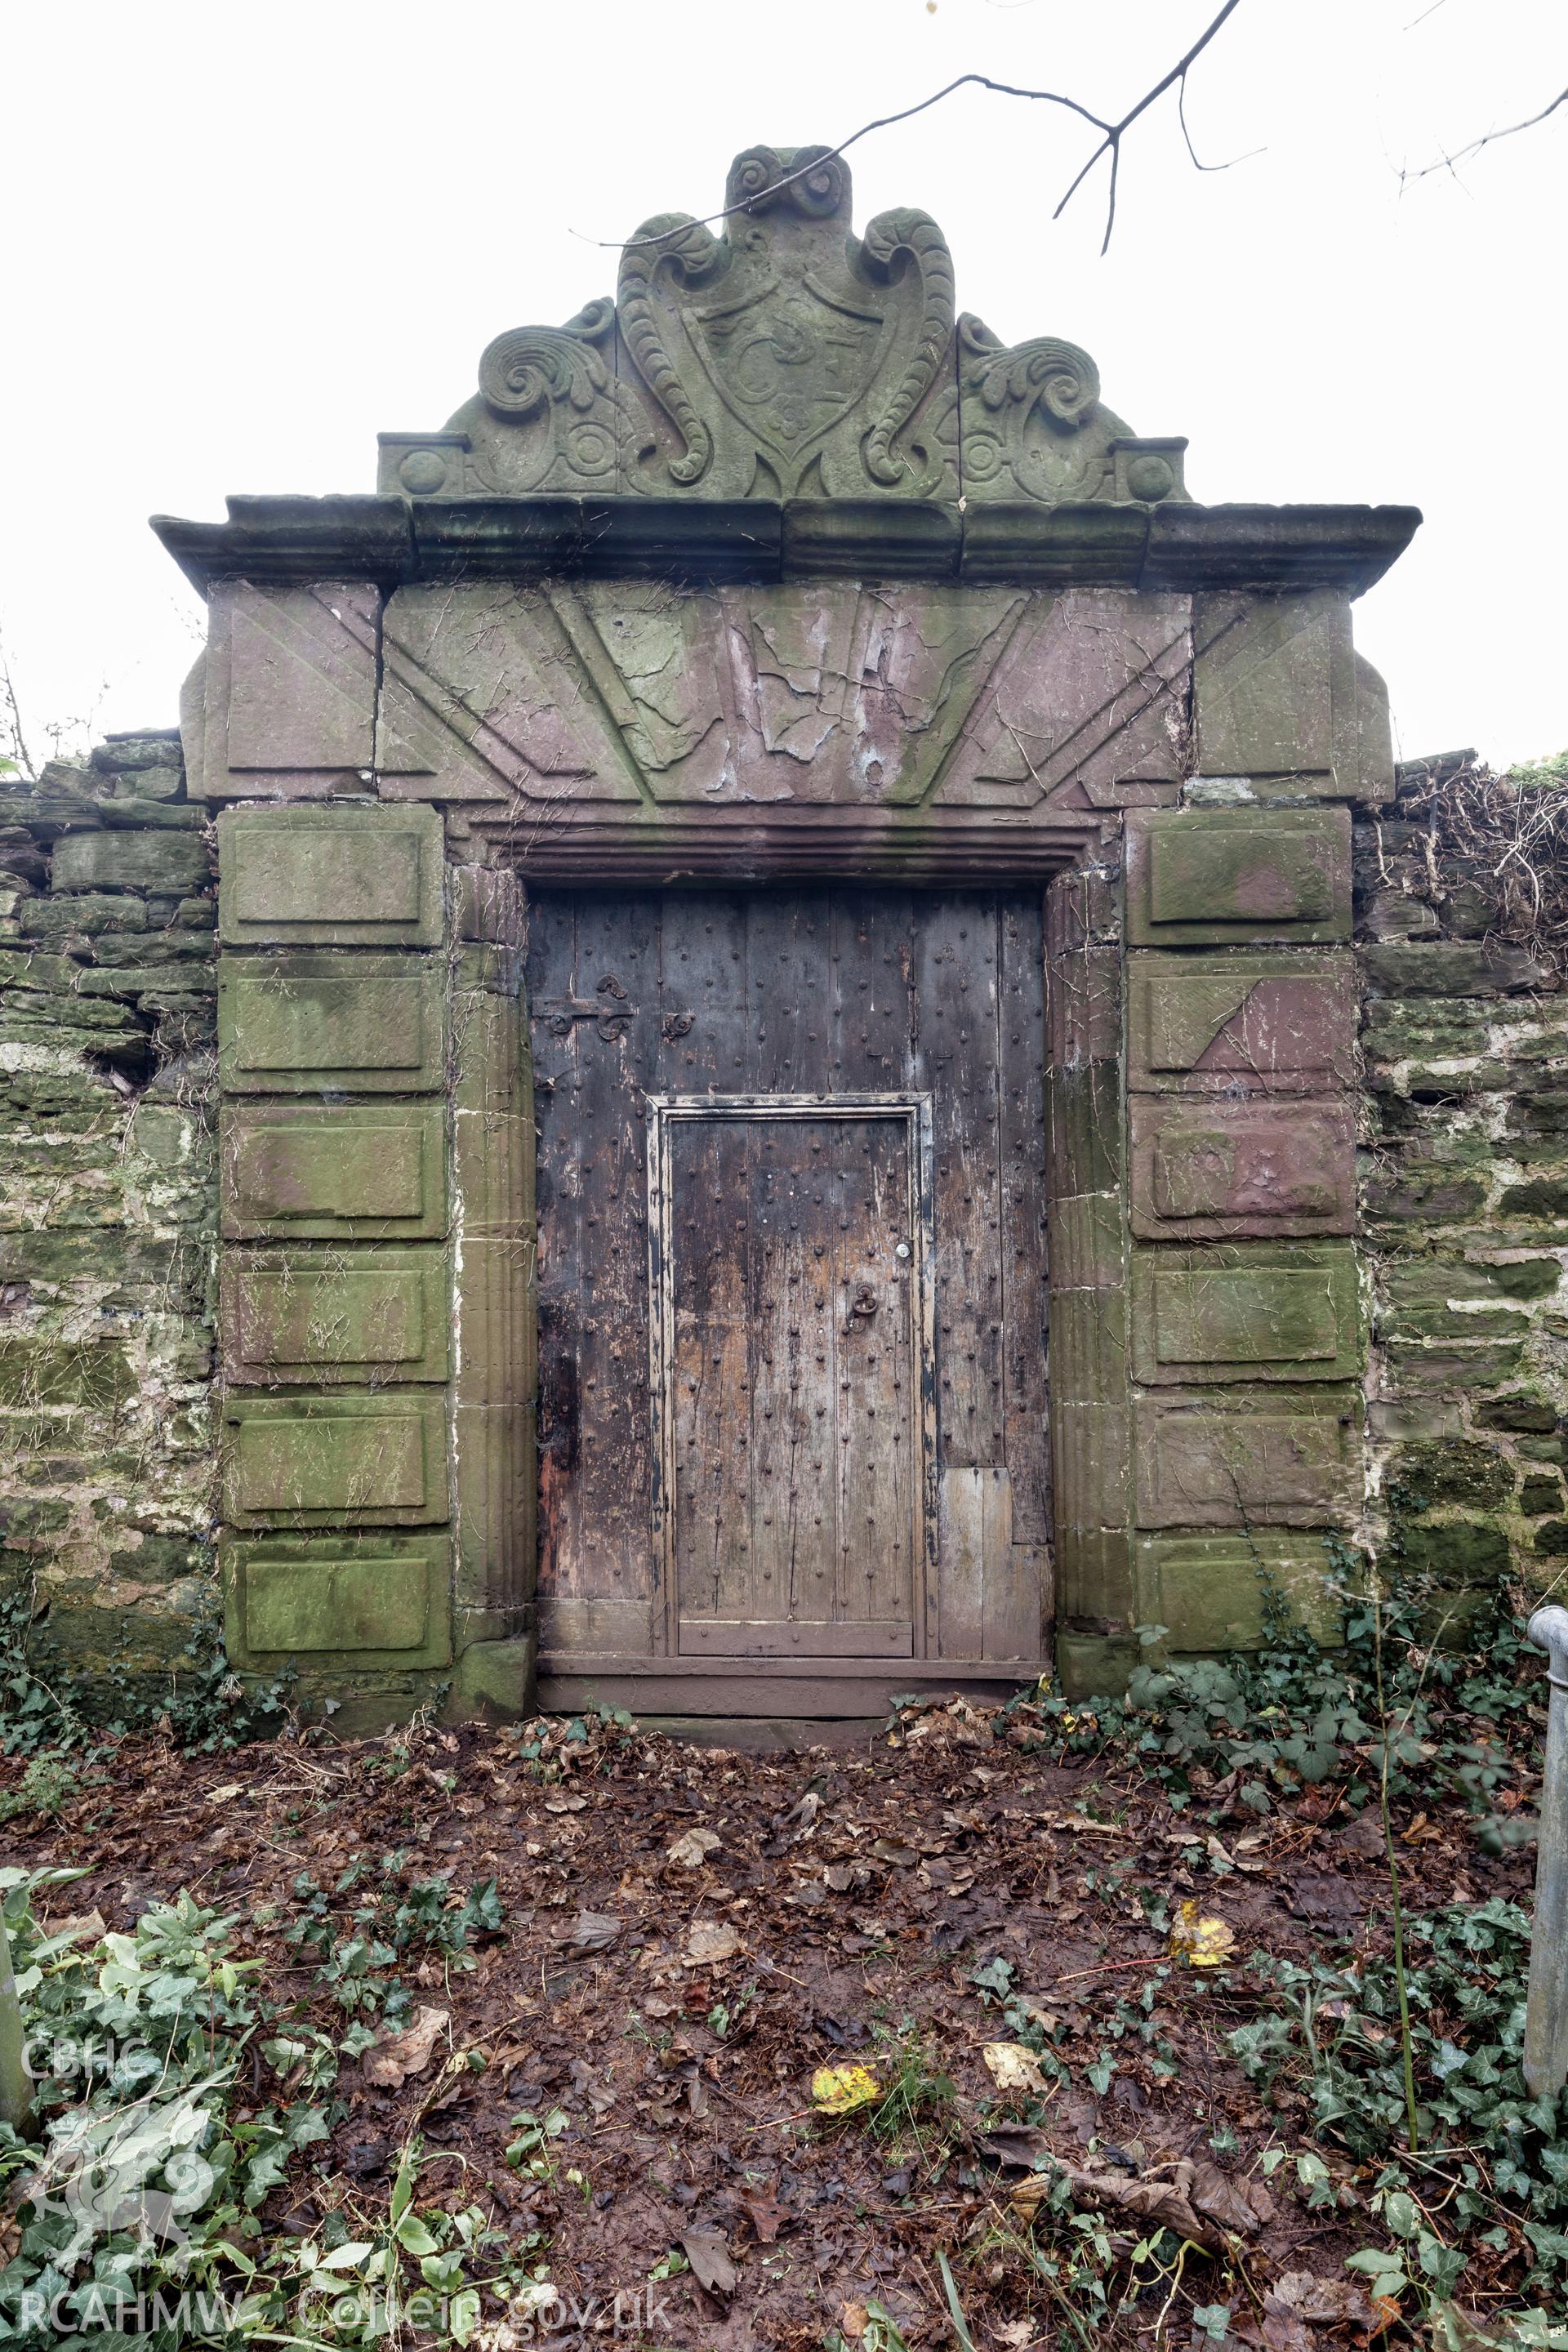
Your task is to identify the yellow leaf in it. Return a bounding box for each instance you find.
[811,2063,880,2115]
[982,2041,1048,2094]
[1168,1896,1236,1968]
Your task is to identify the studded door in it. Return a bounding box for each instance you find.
[527,886,1050,1671]
[650,1098,932,1659]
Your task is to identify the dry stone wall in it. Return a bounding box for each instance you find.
[1359,755,1568,1639]
[0,734,220,1702]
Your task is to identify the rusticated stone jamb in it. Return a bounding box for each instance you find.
[448,865,537,1676]
[1046,853,1136,1696]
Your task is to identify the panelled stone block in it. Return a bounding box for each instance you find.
[218,804,443,947]
[1136,1533,1344,1651]
[1193,592,1393,804]
[223,1392,449,1527]
[1129,1095,1355,1240]
[220,1102,448,1241]
[1134,1385,1361,1527]
[221,1247,450,1384]
[1127,951,1356,1095]
[189,583,380,800]
[218,955,444,1094]
[1125,807,1352,947]
[1189,592,1401,804]
[223,1533,452,1668]
[1131,1241,1361,1384]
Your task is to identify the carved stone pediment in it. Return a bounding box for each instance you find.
[378,145,1187,509]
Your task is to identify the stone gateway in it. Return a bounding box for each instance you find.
[149,144,1420,1723]
[24,144,1471,1728]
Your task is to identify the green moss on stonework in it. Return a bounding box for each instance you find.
[1490,1258,1563,1300]
[1519,1475,1565,1517]
[1394,1519,1510,1587]
[1388,1441,1512,1512]
[1498,1179,1568,1218]
[1535,1519,1568,1557]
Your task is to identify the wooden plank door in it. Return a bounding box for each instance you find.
[650,1099,930,1659]
[527,884,1049,1677]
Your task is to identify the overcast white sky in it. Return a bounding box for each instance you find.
[2,0,1563,771]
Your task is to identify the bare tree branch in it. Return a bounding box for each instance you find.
[581,0,1247,261]
[1401,82,1568,186]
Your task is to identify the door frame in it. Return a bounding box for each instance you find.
[645,1090,939,1662]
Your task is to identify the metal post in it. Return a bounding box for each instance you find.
[1525,1603,1568,2100]
[0,1903,31,2132]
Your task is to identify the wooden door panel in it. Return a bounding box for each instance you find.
[662,1107,920,1655]
[528,886,1051,1669]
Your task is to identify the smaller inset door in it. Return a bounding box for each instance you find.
[648,1095,935,1660]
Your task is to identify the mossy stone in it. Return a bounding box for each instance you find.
[1391,1441,1512,1511]
[1477,1393,1558,1435]
[1519,1476,1564,1517]
[1490,1258,1563,1300]
[1396,1519,1510,1586]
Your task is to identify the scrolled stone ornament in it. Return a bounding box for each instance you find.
[726,142,847,220]
[617,214,727,487]
[959,313,1102,433]
[859,209,956,488]
[478,300,615,422]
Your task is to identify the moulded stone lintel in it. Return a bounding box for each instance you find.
[150,500,1423,600]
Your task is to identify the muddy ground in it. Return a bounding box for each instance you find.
[0,1695,1538,2348]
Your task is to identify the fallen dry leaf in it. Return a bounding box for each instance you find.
[681,2227,737,2297]
[362,2004,450,2090]
[1270,2272,1379,2328]
[568,1909,622,1950]
[667,1826,722,1869]
[1009,2153,1241,2253]
[1188,2158,1273,2234]
[983,2041,1049,2096]
[739,2185,788,2243]
[812,2062,881,2115]
[685,1918,741,1966]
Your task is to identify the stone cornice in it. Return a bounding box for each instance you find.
[152,495,1421,598]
